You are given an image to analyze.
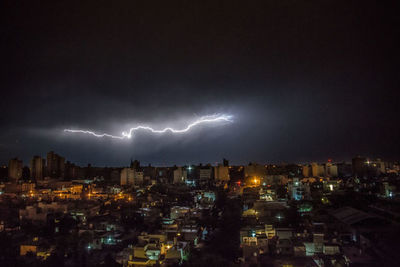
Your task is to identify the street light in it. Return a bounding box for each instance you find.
[253,177,259,185]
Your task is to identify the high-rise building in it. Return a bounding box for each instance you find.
[30,156,45,180]
[311,163,324,177]
[47,151,56,177]
[47,151,65,178]
[199,167,213,181]
[324,163,338,177]
[173,167,187,184]
[214,165,230,181]
[197,166,213,186]
[348,157,385,179]
[302,165,310,177]
[337,162,353,178]
[120,168,143,186]
[352,156,366,178]
[8,158,23,183]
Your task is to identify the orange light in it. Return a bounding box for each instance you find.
[253,178,259,185]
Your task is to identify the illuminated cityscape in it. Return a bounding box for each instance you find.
[1,1,399,266]
[1,156,400,266]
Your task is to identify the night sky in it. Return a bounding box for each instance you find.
[1,1,399,166]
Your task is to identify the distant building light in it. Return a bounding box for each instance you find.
[251,230,256,237]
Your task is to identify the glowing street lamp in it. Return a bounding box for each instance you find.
[253,177,260,185]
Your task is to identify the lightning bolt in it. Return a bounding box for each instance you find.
[64,114,233,140]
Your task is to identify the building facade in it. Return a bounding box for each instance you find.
[120,168,144,186]
[30,156,45,180]
[8,158,23,183]
[214,165,230,181]
[47,151,65,178]
[173,167,187,184]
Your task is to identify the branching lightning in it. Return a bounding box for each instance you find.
[64,114,233,140]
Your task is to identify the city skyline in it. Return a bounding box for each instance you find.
[2,149,394,170]
[2,152,396,169]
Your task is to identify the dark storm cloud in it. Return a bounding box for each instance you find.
[1,1,399,166]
